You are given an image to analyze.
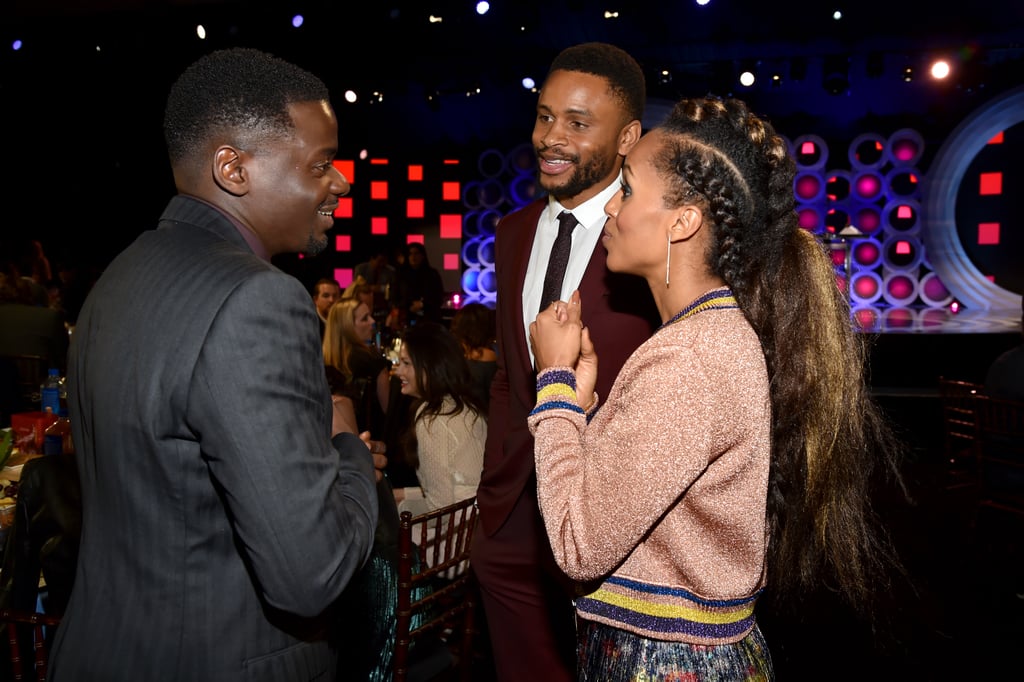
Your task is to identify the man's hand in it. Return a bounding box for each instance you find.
[360,431,388,482]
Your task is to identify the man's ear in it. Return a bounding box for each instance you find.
[618,120,643,156]
[213,146,248,197]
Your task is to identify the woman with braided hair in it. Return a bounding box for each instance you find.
[528,96,905,680]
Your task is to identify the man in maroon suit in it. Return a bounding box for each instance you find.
[472,43,659,680]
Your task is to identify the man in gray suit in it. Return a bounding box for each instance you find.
[49,48,380,681]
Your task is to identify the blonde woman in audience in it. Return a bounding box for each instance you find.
[323,297,391,437]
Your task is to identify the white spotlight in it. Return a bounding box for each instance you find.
[196,24,207,39]
[476,2,490,15]
[344,90,357,103]
[739,70,755,87]
[930,60,951,79]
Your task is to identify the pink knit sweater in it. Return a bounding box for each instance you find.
[528,302,771,645]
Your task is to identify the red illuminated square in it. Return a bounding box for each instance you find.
[370,158,389,165]
[895,240,911,255]
[371,181,388,200]
[371,217,388,235]
[335,197,353,218]
[439,214,462,239]
[408,165,423,181]
[406,235,425,245]
[407,199,425,218]
[443,253,460,270]
[443,182,461,201]
[332,159,355,183]
[988,131,1004,144]
[978,222,1000,245]
[979,172,1002,195]
[443,159,460,166]
[334,268,353,288]
[335,235,351,252]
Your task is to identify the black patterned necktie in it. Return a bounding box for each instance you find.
[539,211,579,314]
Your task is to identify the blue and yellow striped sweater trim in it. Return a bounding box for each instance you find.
[578,575,761,643]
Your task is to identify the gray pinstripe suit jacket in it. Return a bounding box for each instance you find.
[49,195,378,681]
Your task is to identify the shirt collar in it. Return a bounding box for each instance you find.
[546,172,623,231]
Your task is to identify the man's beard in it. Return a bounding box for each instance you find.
[305,231,328,257]
[538,149,618,199]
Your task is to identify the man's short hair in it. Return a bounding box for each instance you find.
[548,42,646,123]
[163,47,329,165]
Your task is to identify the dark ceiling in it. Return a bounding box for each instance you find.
[6,0,1023,150]
[3,0,1022,261]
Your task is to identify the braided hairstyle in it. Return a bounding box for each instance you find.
[656,97,906,617]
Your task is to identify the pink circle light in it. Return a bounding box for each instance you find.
[795,174,822,200]
[853,274,879,298]
[886,274,915,299]
[798,207,820,229]
[853,241,880,266]
[854,173,882,200]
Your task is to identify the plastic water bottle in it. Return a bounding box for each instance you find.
[41,368,63,415]
[43,408,73,455]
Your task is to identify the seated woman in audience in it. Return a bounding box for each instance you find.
[323,297,391,438]
[391,322,487,516]
[325,365,401,682]
[450,302,498,412]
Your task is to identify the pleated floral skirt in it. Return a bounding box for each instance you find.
[577,618,774,682]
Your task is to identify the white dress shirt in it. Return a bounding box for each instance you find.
[522,174,623,366]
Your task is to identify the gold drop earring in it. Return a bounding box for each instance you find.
[665,233,672,287]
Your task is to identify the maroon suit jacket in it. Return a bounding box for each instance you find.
[478,199,659,536]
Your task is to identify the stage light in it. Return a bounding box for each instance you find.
[930,59,951,80]
[476,2,490,15]
[950,300,961,314]
[739,70,755,87]
[903,66,913,82]
[291,14,304,28]
[196,24,207,39]
[658,69,673,85]
[521,76,536,90]
[344,90,357,103]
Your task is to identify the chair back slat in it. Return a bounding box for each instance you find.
[938,376,985,463]
[973,394,1024,517]
[394,496,478,682]
[0,609,61,682]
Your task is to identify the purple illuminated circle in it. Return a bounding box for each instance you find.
[795,174,823,201]
[853,307,880,331]
[798,208,821,230]
[887,274,915,299]
[922,275,949,301]
[461,269,480,294]
[853,274,879,299]
[853,172,883,200]
[884,307,916,328]
[853,241,881,267]
[892,138,920,163]
[855,206,881,233]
